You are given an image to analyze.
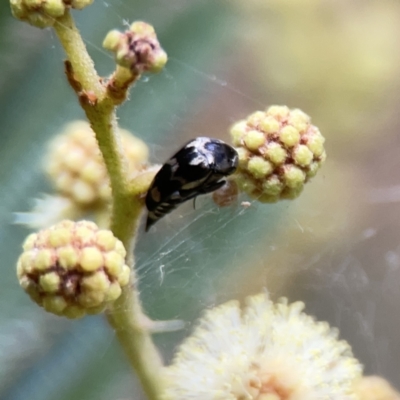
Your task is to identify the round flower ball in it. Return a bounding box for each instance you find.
[10,0,94,29]
[230,106,326,203]
[163,293,362,400]
[45,120,148,206]
[16,220,131,318]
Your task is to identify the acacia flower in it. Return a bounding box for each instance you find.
[354,376,400,400]
[45,120,148,206]
[163,293,362,400]
[17,220,131,318]
[10,0,93,28]
[14,195,81,229]
[103,21,167,74]
[231,106,326,203]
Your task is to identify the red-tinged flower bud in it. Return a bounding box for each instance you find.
[17,220,131,318]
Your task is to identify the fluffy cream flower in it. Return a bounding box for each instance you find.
[163,293,362,400]
[354,376,400,400]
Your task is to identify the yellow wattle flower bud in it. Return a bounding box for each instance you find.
[103,21,168,74]
[45,120,148,207]
[16,220,131,318]
[10,0,93,28]
[230,105,326,203]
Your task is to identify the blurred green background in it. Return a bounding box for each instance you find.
[1,0,400,398]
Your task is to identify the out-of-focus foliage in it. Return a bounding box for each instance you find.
[1,0,400,399]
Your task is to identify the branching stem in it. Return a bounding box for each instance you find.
[53,10,164,400]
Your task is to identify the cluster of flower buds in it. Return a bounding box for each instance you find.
[103,21,168,74]
[10,0,93,28]
[231,105,326,203]
[45,120,148,206]
[17,220,131,318]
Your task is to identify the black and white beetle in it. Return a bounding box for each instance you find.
[145,137,238,231]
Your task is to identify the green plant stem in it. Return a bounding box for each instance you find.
[83,104,129,204]
[53,11,104,98]
[107,66,140,105]
[114,65,139,89]
[106,287,164,397]
[53,10,164,400]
